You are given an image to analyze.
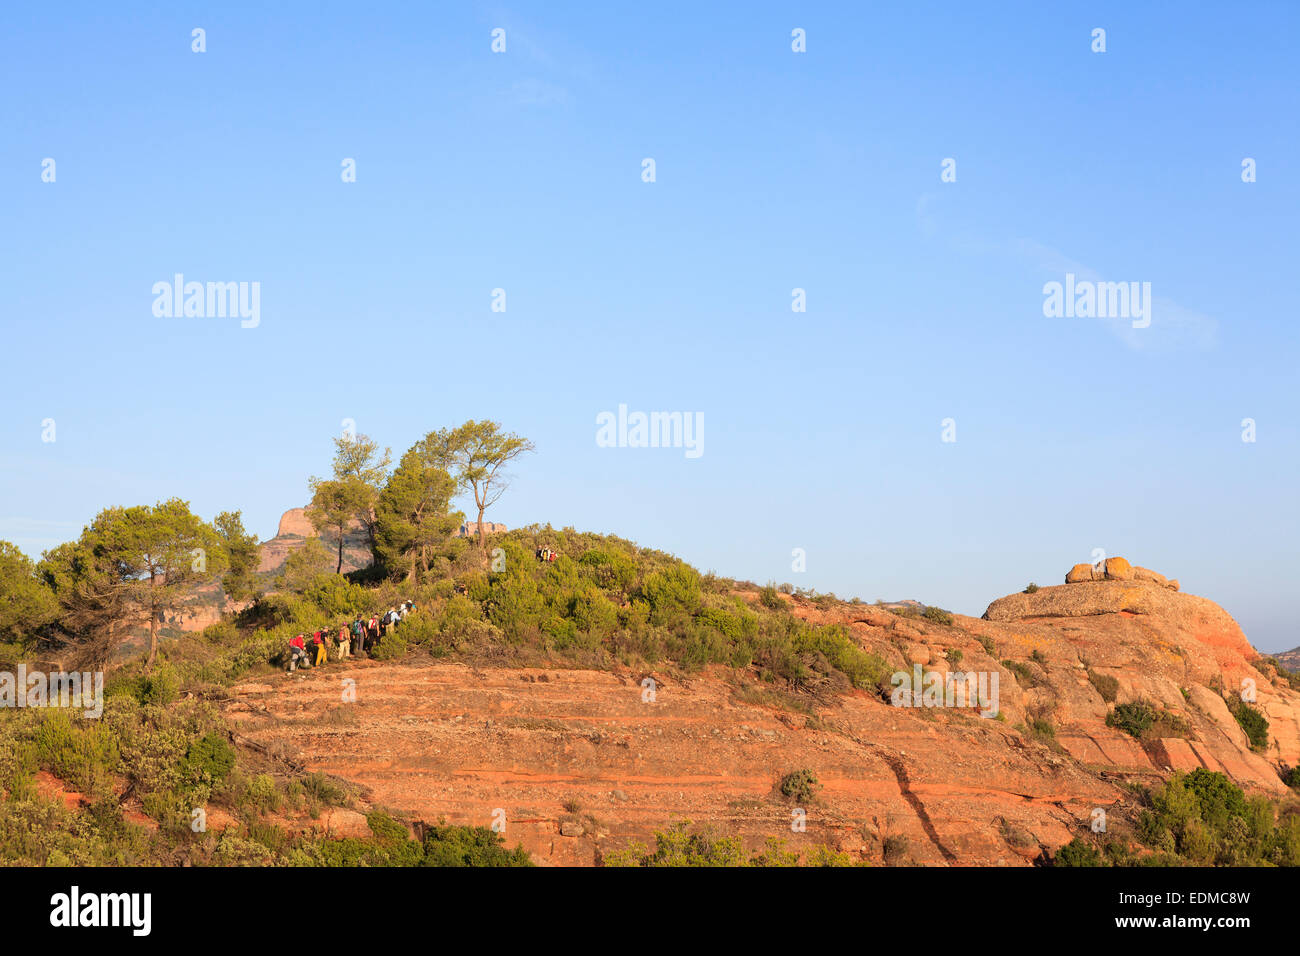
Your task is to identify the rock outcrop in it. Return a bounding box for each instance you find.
[222,563,1300,866]
[256,507,372,575]
[1063,556,1175,590]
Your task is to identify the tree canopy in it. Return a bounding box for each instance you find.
[421,421,534,552]
[374,447,464,583]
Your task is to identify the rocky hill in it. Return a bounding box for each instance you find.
[1273,647,1300,672]
[219,557,1300,866]
[256,507,372,576]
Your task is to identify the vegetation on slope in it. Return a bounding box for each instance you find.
[1054,768,1300,867]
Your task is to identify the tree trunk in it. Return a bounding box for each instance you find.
[336,525,345,573]
[476,505,487,553]
[145,572,158,671]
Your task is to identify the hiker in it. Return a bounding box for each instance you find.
[367,614,379,651]
[312,629,328,667]
[288,634,309,672]
[336,623,351,660]
[351,618,366,657]
[388,607,400,629]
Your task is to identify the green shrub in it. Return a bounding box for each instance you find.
[135,664,180,707]
[180,732,236,787]
[778,769,820,804]
[1024,583,1039,594]
[578,550,637,593]
[639,565,703,620]
[922,606,953,626]
[1026,717,1056,741]
[301,772,347,807]
[601,822,850,867]
[1228,697,1270,751]
[419,824,533,867]
[1107,701,1157,738]
[370,630,408,661]
[1087,670,1120,702]
[1054,837,1102,867]
[759,584,784,610]
[1001,659,1037,687]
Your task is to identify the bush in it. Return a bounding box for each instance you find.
[1024,583,1039,594]
[301,772,347,807]
[578,550,637,593]
[1026,716,1056,741]
[1054,837,1102,867]
[1087,670,1120,702]
[370,630,408,661]
[420,824,534,867]
[1001,659,1038,687]
[603,822,850,867]
[135,664,180,707]
[1107,701,1157,738]
[922,606,953,626]
[180,733,236,788]
[639,565,703,620]
[881,834,909,865]
[1228,697,1270,751]
[778,769,820,804]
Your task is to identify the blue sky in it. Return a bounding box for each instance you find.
[2,2,1297,650]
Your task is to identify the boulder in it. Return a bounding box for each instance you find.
[1065,563,1099,584]
[1103,556,1134,580]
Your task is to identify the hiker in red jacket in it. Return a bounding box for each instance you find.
[312,629,328,667]
[289,634,308,672]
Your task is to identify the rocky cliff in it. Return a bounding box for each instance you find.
[255,507,372,575]
[221,559,1300,866]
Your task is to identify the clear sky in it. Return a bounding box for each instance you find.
[3,2,1297,650]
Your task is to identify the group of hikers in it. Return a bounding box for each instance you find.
[287,600,416,672]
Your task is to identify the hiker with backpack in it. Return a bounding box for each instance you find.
[312,629,328,667]
[351,618,366,657]
[288,634,309,672]
[336,623,351,660]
